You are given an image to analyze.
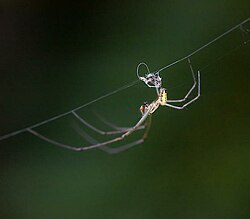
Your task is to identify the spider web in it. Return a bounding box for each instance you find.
[0,18,249,145]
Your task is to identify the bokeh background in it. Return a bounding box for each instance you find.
[0,1,249,218]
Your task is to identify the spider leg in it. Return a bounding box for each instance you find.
[27,106,153,152]
[165,70,200,109]
[72,111,144,135]
[75,116,152,154]
[101,116,152,154]
[167,58,197,103]
[94,111,143,131]
[100,140,144,154]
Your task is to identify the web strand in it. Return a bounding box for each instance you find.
[0,80,139,141]
[0,18,249,142]
[157,17,249,73]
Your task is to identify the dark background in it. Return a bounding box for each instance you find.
[0,1,249,218]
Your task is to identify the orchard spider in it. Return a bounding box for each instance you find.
[28,58,200,153]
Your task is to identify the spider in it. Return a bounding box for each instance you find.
[2,18,249,152]
[28,58,200,154]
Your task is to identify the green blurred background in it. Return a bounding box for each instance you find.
[0,1,249,218]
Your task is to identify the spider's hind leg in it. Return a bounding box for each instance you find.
[167,58,197,103]
[165,69,200,110]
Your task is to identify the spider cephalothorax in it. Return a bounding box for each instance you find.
[158,88,168,105]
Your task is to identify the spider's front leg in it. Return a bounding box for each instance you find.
[73,117,151,154]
